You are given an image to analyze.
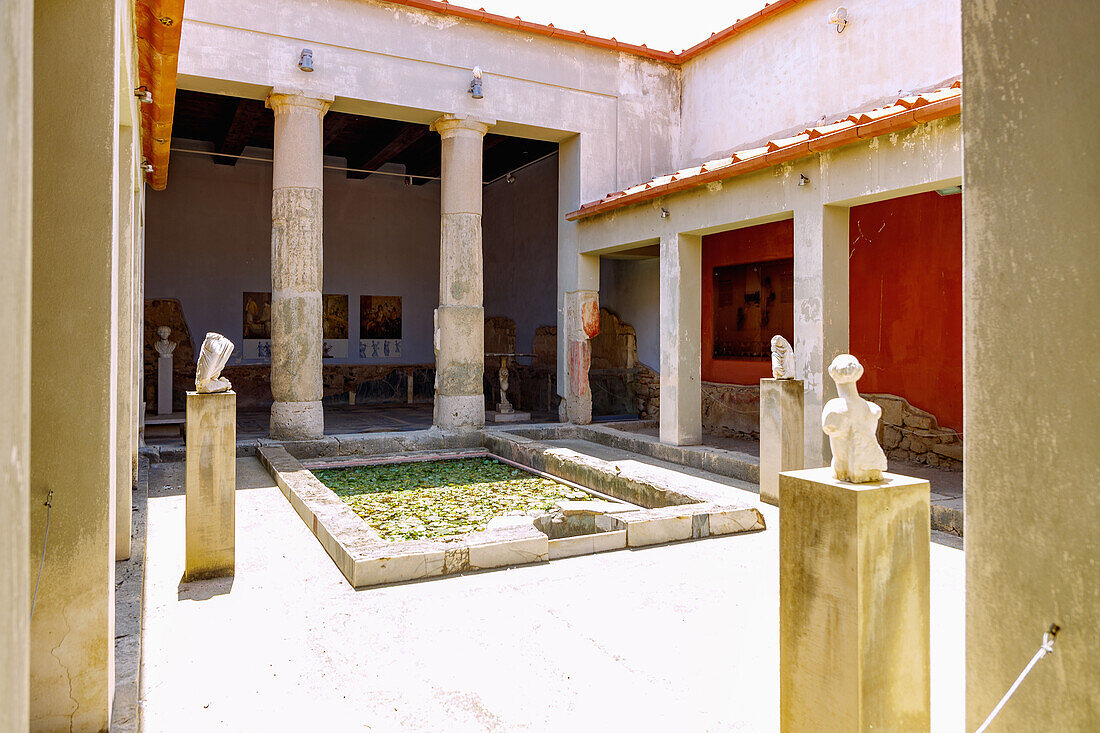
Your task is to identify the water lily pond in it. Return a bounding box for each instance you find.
[312,458,595,541]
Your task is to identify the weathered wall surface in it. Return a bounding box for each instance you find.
[0,0,32,728]
[963,1,1100,729]
[849,191,962,430]
[145,142,558,373]
[599,257,660,369]
[679,0,962,164]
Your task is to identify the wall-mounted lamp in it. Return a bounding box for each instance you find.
[505,172,515,184]
[134,86,153,104]
[298,49,314,72]
[660,207,670,219]
[404,175,413,186]
[141,159,154,173]
[469,66,484,99]
[828,7,849,33]
[798,174,810,187]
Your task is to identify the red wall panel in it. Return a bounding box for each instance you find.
[849,191,963,430]
[701,219,794,384]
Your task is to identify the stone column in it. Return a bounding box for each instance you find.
[1,0,31,728]
[563,289,600,424]
[759,378,805,505]
[794,203,849,466]
[659,233,703,445]
[779,467,930,731]
[30,0,121,724]
[115,119,136,561]
[430,114,492,430]
[267,90,331,440]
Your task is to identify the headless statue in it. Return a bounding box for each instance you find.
[770,335,795,379]
[822,354,887,483]
[195,332,234,394]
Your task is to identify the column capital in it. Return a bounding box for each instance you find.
[266,89,334,117]
[430,113,494,139]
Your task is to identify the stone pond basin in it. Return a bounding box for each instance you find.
[255,424,766,588]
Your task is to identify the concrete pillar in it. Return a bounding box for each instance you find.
[963,3,1100,729]
[793,203,848,466]
[0,0,32,728]
[659,233,702,446]
[779,467,930,731]
[30,0,122,725]
[185,391,237,581]
[759,378,805,505]
[267,90,331,440]
[430,113,492,430]
[115,118,136,561]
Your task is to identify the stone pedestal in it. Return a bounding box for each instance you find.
[759,378,804,505]
[779,467,930,732]
[157,354,172,414]
[430,113,492,430]
[184,391,236,581]
[267,91,331,440]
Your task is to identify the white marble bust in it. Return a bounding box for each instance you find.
[770,335,795,379]
[822,354,888,483]
[154,326,176,358]
[195,332,234,393]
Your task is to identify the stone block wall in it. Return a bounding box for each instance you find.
[867,394,962,471]
[631,363,660,419]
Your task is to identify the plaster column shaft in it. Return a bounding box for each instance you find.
[115,120,136,561]
[267,91,331,440]
[0,0,32,728]
[659,233,702,445]
[794,203,849,466]
[563,289,600,424]
[430,114,492,429]
[30,0,121,725]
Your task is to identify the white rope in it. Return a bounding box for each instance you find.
[974,625,1059,733]
[29,490,52,620]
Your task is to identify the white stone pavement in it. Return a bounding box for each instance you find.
[141,458,964,732]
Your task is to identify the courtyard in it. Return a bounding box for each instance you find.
[139,457,964,731]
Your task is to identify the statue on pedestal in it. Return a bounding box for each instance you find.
[154,326,177,358]
[770,335,795,379]
[822,354,887,483]
[195,333,234,394]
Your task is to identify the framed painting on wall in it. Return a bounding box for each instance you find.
[323,293,349,358]
[242,291,271,359]
[359,295,402,359]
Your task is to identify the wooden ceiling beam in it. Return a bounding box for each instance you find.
[213,98,265,165]
[136,0,186,190]
[347,123,430,179]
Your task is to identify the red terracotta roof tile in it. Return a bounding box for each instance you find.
[566,84,961,220]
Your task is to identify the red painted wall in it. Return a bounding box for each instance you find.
[702,219,794,384]
[849,191,963,430]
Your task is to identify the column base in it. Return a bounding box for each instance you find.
[434,394,485,430]
[270,400,324,440]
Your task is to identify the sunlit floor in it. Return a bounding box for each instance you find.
[140,458,964,732]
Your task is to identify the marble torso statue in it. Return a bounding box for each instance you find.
[154,326,177,358]
[821,354,888,483]
[770,335,795,379]
[195,333,234,393]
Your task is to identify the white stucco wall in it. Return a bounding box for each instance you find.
[679,0,962,164]
[146,143,558,366]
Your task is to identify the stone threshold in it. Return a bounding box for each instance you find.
[256,431,765,589]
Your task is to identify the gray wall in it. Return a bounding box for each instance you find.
[146,143,557,364]
[963,1,1100,729]
[600,257,659,369]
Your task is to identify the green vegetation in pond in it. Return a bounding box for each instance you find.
[312,458,595,541]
